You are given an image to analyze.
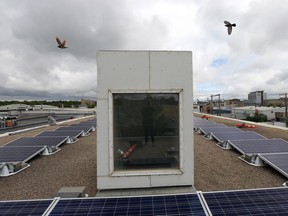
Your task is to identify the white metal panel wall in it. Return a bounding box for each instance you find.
[97,50,193,190]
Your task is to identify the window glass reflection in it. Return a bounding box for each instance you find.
[113,93,179,171]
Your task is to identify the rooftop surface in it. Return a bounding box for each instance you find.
[0,114,287,201]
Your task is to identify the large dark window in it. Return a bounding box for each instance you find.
[113,93,180,171]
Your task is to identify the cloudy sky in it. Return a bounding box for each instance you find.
[0,0,287,101]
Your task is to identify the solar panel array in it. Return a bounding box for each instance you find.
[0,117,96,177]
[49,194,207,215]
[1,187,288,215]
[193,116,288,180]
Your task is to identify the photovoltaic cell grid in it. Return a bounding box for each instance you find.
[0,199,53,216]
[49,193,207,216]
[55,127,85,133]
[193,121,216,128]
[228,138,288,155]
[80,119,96,123]
[199,126,239,135]
[203,187,288,216]
[1,187,288,215]
[68,124,95,132]
[211,131,266,143]
[258,152,288,178]
[4,137,69,148]
[194,122,220,132]
[55,126,93,134]
[0,146,45,163]
[36,130,84,138]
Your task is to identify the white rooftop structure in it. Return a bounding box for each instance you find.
[96,50,194,190]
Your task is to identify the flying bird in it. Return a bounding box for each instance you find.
[224,21,236,35]
[56,37,68,49]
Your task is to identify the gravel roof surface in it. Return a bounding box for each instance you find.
[0,114,287,201]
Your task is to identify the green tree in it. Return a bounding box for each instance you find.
[246,112,267,122]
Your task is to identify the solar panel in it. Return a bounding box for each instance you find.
[4,137,69,155]
[5,137,68,148]
[0,146,46,163]
[0,199,53,215]
[78,121,97,127]
[36,131,84,143]
[55,126,93,135]
[68,124,95,132]
[54,127,86,136]
[201,127,241,139]
[0,146,46,176]
[194,121,216,127]
[198,125,229,135]
[229,138,288,155]
[193,122,218,132]
[49,193,207,216]
[211,131,266,148]
[1,187,288,215]
[203,187,288,215]
[258,152,288,178]
[85,118,96,121]
[227,138,288,166]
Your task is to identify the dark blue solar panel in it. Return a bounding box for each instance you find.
[4,137,68,147]
[199,126,238,135]
[203,187,288,216]
[68,124,95,132]
[55,127,85,133]
[49,193,207,216]
[0,146,45,163]
[211,131,266,143]
[229,138,288,155]
[193,122,216,128]
[0,200,53,216]
[258,153,288,178]
[36,130,83,138]
[78,122,97,127]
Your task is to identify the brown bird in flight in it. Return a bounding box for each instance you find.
[56,37,68,49]
[224,21,236,35]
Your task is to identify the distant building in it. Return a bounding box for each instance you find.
[224,99,244,108]
[248,91,267,105]
[264,98,286,107]
[231,106,285,121]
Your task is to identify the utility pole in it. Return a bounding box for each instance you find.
[211,94,221,116]
[280,93,288,118]
[210,95,213,115]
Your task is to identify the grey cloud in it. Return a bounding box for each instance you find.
[7,1,133,59]
[266,70,288,85]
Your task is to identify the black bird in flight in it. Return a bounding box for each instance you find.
[56,37,68,49]
[224,21,236,35]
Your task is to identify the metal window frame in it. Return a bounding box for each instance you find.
[108,89,183,176]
